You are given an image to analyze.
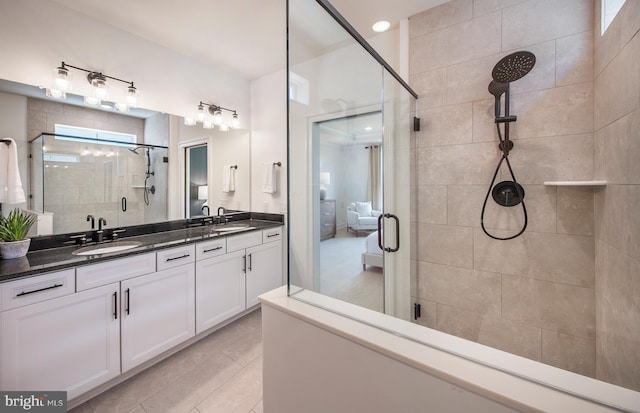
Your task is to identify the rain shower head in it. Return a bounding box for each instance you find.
[491,51,536,83]
[488,81,509,118]
[128,146,143,155]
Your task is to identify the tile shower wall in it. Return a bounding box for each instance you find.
[409,0,597,377]
[593,0,640,392]
[27,98,149,233]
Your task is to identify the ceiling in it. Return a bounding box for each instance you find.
[49,0,448,80]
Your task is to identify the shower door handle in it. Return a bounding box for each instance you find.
[377,213,400,253]
[121,197,127,212]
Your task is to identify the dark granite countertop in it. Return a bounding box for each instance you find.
[0,218,284,283]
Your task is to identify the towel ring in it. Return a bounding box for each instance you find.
[230,165,238,169]
[1,138,11,145]
[273,162,281,167]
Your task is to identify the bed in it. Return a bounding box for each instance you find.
[361,230,383,270]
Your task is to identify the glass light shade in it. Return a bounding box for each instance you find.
[198,185,208,200]
[84,95,100,105]
[197,104,206,122]
[46,88,66,99]
[126,85,137,107]
[184,117,197,126]
[114,102,129,112]
[203,121,214,129]
[53,66,71,92]
[213,109,223,125]
[231,112,240,128]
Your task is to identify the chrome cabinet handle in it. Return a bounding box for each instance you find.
[125,288,130,315]
[113,292,118,320]
[267,233,280,238]
[203,246,223,253]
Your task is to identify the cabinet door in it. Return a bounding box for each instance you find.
[121,264,195,372]
[246,240,283,307]
[1,283,120,400]
[195,250,246,334]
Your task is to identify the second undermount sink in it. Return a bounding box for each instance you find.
[72,241,142,256]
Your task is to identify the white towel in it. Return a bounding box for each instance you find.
[222,165,235,193]
[263,163,276,194]
[0,138,26,204]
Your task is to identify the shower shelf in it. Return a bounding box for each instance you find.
[543,180,607,186]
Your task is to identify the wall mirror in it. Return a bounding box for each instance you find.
[0,0,253,235]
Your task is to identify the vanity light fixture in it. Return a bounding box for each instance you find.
[46,61,139,112]
[186,102,239,131]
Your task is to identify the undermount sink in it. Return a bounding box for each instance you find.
[214,224,256,232]
[72,241,142,256]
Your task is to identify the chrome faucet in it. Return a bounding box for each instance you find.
[217,207,225,216]
[86,214,95,230]
[94,217,107,243]
[98,217,107,230]
[202,205,210,216]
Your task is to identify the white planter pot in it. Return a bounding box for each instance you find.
[0,238,31,259]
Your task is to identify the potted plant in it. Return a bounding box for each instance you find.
[0,208,37,259]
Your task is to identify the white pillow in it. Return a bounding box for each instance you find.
[356,201,372,217]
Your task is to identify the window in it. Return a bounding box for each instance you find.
[54,124,137,145]
[601,0,627,34]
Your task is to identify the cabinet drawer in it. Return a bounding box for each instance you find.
[77,253,156,291]
[227,231,263,252]
[1,269,75,310]
[157,244,195,271]
[196,238,226,261]
[262,227,283,244]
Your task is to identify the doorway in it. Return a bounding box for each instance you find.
[185,144,208,218]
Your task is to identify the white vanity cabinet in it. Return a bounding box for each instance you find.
[1,281,120,400]
[246,228,283,307]
[121,249,195,372]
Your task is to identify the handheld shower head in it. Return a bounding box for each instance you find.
[488,81,509,118]
[491,51,536,83]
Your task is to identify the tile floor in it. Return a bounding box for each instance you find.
[70,309,264,413]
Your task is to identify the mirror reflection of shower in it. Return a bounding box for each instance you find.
[129,145,156,205]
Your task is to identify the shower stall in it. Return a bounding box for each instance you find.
[30,133,168,234]
[285,0,640,410]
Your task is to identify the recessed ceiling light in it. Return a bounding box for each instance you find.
[365,126,373,131]
[372,20,391,33]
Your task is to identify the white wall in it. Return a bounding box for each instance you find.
[250,70,287,215]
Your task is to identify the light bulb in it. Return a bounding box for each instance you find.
[89,73,108,100]
[231,112,239,128]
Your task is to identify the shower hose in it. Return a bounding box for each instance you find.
[480,123,528,240]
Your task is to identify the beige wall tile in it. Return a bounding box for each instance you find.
[596,244,640,391]
[409,0,473,39]
[418,223,474,268]
[418,103,472,147]
[542,330,595,377]
[410,68,447,109]
[503,134,594,184]
[510,83,594,140]
[556,31,594,86]
[594,33,640,130]
[604,111,633,184]
[417,142,500,185]
[472,0,527,17]
[629,186,640,261]
[424,262,502,315]
[594,127,606,180]
[475,229,595,287]
[594,11,621,76]
[600,185,631,252]
[417,260,437,302]
[502,274,595,339]
[446,55,499,104]
[622,109,640,184]
[506,41,557,94]
[473,98,499,143]
[414,298,437,328]
[436,304,542,360]
[417,185,447,224]
[502,0,593,51]
[618,0,640,48]
[557,187,595,236]
[410,12,501,74]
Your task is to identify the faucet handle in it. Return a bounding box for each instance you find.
[111,229,126,241]
[66,233,87,246]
